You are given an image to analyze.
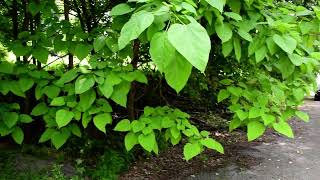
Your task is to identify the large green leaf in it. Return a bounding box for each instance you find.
[18,78,34,92]
[200,138,224,154]
[31,102,49,116]
[79,89,96,112]
[3,112,19,128]
[43,85,60,99]
[56,109,74,128]
[164,52,193,93]
[32,46,49,64]
[74,44,92,60]
[19,114,33,123]
[110,3,134,16]
[75,75,95,94]
[98,74,122,98]
[149,32,175,73]
[183,143,201,161]
[215,22,233,43]
[56,69,78,86]
[274,57,295,79]
[39,128,56,143]
[247,121,265,141]
[93,36,106,52]
[272,34,297,54]
[273,122,294,138]
[110,81,131,107]
[217,89,230,102]
[114,119,131,132]
[204,0,226,13]
[11,127,24,144]
[93,113,112,133]
[125,132,138,151]
[50,97,65,106]
[118,11,154,50]
[295,111,309,122]
[138,132,156,152]
[233,36,241,62]
[168,22,211,73]
[51,130,70,149]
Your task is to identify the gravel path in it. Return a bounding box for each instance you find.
[187,100,320,180]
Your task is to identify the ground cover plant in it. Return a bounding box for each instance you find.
[0,0,319,178]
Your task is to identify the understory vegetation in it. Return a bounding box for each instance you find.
[0,0,319,179]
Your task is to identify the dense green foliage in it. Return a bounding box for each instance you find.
[0,0,319,164]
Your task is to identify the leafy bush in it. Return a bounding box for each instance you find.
[0,0,319,162]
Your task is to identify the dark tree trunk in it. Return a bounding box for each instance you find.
[128,40,140,120]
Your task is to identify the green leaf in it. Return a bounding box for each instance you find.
[274,57,295,79]
[131,120,145,133]
[273,122,294,138]
[56,109,74,128]
[138,132,156,152]
[168,21,211,73]
[165,52,193,93]
[31,102,49,116]
[70,124,82,137]
[56,69,78,86]
[262,114,276,126]
[227,86,242,96]
[0,61,14,74]
[114,119,131,132]
[233,37,241,62]
[79,89,96,112]
[288,53,304,66]
[248,107,262,119]
[39,128,56,143]
[3,112,19,128]
[118,11,154,50]
[51,130,70,149]
[93,36,106,52]
[99,74,122,98]
[237,29,252,41]
[74,44,92,60]
[215,22,233,43]
[229,118,241,131]
[11,127,24,144]
[247,121,265,141]
[181,2,197,15]
[125,132,138,151]
[19,114,33,123]
[183,143,201,161]
[217,89,230,102]
[255,45,267,63]
[110,3,134,16]
[93,113,112,133]
[27,1,41,16]
[200,138,224,154]
[50,97,65,106]
[32,46,49,64]
[11,43,29,57]
[293,88,304,101]
[222,40,233,57]
[18,78,34,92]
[224,12,242,21]
[150,32,176,73]
[82,112,92,128]
[272,34,297,54]
[204,0,226,13]
[295,111,309,122]
[43,85,60,99]
[110,81,131,107]
[75,75,95,94]
[235,110,248,121]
